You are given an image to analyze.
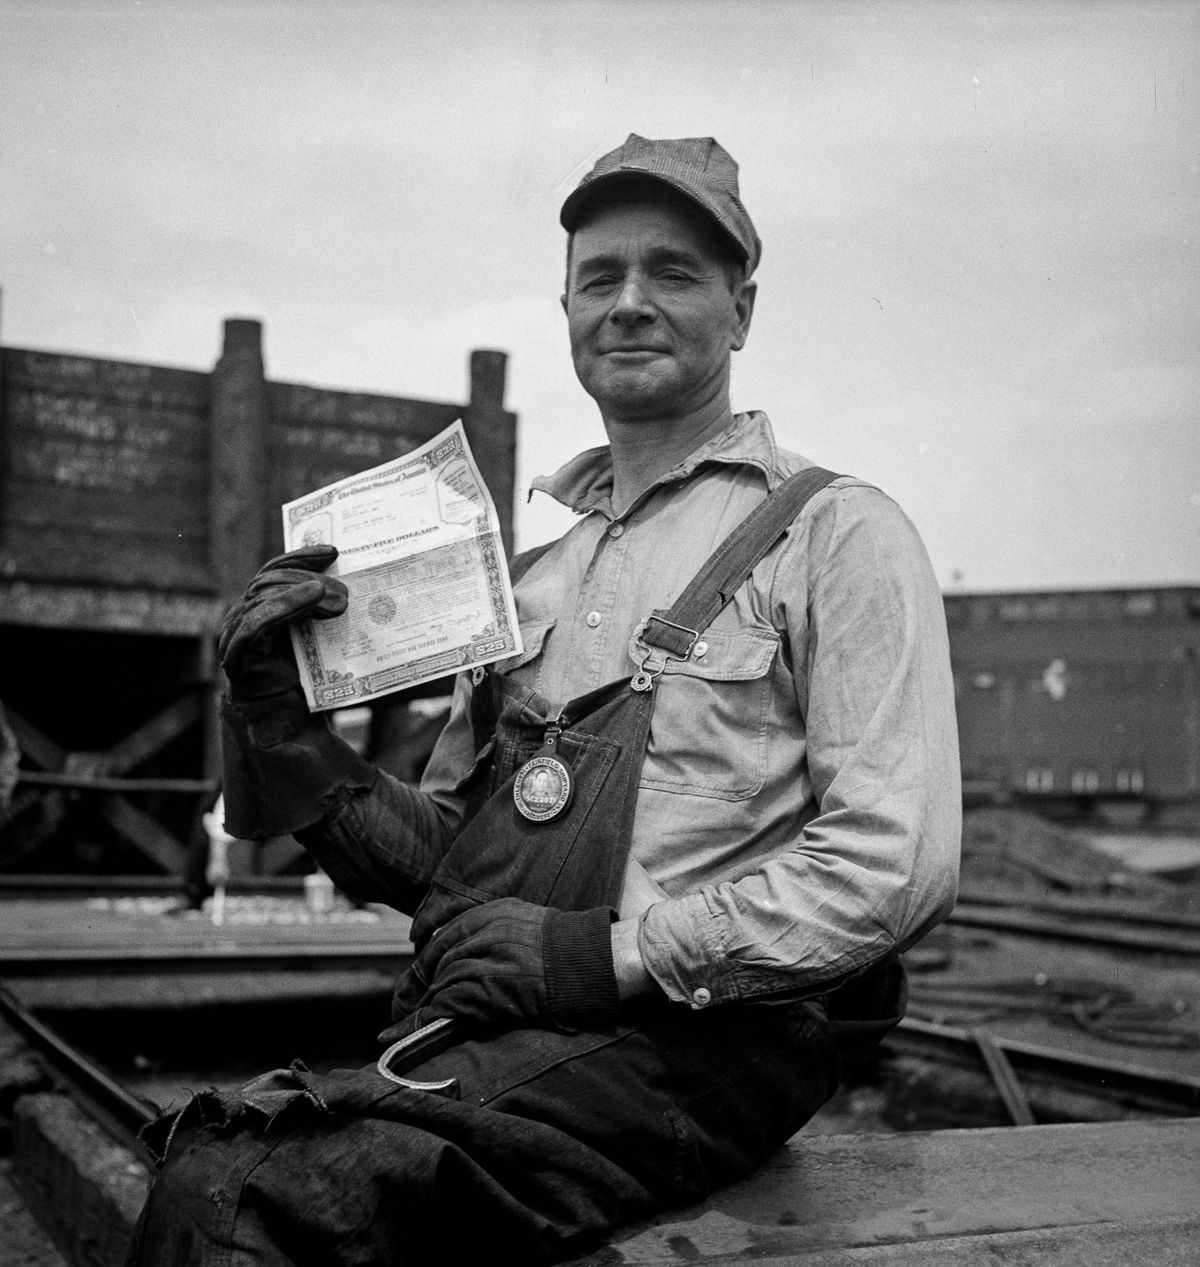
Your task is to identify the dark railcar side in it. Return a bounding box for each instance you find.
[945,587,1200,812]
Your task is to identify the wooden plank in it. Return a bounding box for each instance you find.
[12,1094,149,1267]
[0,1159,69,1267]
[2,337,518,596]
[0,349,209,590]
[0,896,415,972]
[582,1217,1200,1266]
[0,580,220,634]
[573,1118,1200,1264]
[16,773,217,795]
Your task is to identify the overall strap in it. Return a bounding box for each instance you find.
[640,466,841,660]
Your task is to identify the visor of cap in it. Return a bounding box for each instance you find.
[561,135,761,272]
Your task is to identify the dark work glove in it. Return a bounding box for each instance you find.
[218,545,348,703]
[409,898,620,1033]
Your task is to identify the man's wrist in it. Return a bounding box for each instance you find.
[542,906,620,1024]
[611,916,656,1001]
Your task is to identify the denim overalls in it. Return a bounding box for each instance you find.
[128,467,906,1267]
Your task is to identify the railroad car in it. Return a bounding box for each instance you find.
[944,586,1200,818]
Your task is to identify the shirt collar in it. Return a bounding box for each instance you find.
[529,411,788,516]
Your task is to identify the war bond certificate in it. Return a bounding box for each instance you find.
[282,421,522,711]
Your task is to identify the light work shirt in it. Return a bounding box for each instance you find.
[420,411,961,1007]
[307,411,960,1009]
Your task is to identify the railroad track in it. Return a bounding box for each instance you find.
[1,873,1196,1265]
[0,984,154,1150]
[885,1015,1200,1125]
[947,900,1200,957]
[4,978,1199,1267]
[5,977,1198,1147]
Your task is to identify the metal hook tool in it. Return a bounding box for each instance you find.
[377,1017,461,1097]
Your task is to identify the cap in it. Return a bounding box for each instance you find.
[560,134,761,274]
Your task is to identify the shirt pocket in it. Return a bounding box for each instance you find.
[492,617,556,678]
[636,624,779,800]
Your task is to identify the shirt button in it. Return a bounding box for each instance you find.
[607,522,625,538]
[585,611,602,628]
[692,641,709,658]
[691,987,713,1008]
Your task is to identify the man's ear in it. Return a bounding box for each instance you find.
[731,279,757,352]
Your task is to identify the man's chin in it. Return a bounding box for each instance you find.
[584,371,676,418]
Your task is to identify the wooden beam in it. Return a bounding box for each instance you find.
[2,704,66,772]
[572,1119,1200,1265]
[209,318,273,605]
[17,772,217,795]
[461,350,516,557]
[0,786,67,864]
[102,692,205,774]
[94,796,188,875]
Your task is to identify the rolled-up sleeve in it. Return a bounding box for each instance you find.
[639,485,961,1006]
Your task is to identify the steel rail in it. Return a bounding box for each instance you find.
[954,886,1200,933]
[891,1016,1200,1117]
[0,983,156,1150]
[946,903,1200,956]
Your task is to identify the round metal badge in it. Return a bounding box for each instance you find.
[513,755,574,823]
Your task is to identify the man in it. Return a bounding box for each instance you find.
[129,135,960,1265]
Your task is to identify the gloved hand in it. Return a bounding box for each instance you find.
[408,897,620,1033]
[218,545,348,703]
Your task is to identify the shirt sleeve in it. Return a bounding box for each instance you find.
[638,483,962,1007]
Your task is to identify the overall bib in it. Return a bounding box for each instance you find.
[128,468,906,1267]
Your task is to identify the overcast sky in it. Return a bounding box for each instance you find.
[3,0,1197,590]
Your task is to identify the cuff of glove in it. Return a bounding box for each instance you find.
[221,693,377,839]
[543,907,620,1027]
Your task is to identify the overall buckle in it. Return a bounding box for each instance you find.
[631,616,699,692]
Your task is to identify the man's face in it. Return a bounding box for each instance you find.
[562,193,755,422]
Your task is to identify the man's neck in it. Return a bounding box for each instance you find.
[604,398,736,515]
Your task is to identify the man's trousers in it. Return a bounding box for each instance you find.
[126,989,856,1266]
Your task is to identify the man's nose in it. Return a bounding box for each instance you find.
[609,275,654,325]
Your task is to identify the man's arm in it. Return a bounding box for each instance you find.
[218,545,467,913]
[610,915,656,999]
[290,676,476,911]
[633,484,961,1007]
